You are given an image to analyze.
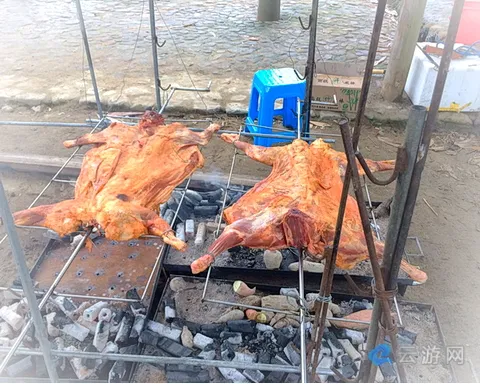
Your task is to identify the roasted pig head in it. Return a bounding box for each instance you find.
[191,135,427,284]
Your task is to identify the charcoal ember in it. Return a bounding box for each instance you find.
[163,209,175,225]
[160,203,168,216]
[257,350,272,364]
[233,351,257,363]
[193,333,214,350]
[341,363,357,379]
[82,344,98,369]
[171,317,201,334]
[274,326,296,348]
[336,353,354,367]
[130,314,146,341]
[83,301,108,322]
[229,192,244,205]
[194,205,219,217]
[53,296,77,318]
[114,312,134,345]
[243,369,265,383]
[284,342,301,365]
[264,370,286,383]
[351,299,373,312]
[200,323,226,338]
[157,337,193,357]
[272,353,291,366]
[324,329,344,358]
[167,370,210,383]
[227,320,255,334]
[164,299,176,323]
[175,222,186,242]
[338,339,362,361]
[187,180,223,192]
[98,308,113,323]
[379,361,397,382]
[185,189,203,205]
[51,312,73,328]
[109,360,126,382]
[139,330,160,347]
[333,329,365,345]
[168,200,192,222]
[199,189,224,202]
[218,367,249,383]
[198,344,216,360]
[285,373,301,383]
[227,246,260,268]
[93,320,110,351]
[221,331,242,345]
[221,340,235,361]
[61,322,90,342]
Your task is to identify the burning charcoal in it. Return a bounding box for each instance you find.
[317,356,333,382]
[53,296,77,318]
[167,368,210,383]
[285,373,301,383]
[181,326,194,348]
[61,322,90,342]
[284,342,301,365]
[344,329,365,345]
[263,250,283,270]
[258,350,272,364]
[338,339,362,361]
[357,342,367,353]
[0,322,13,338]
[175,222,186,242]
[129,314,146,341]
[119,344,139,355]
[199,189,224,202]
[172,317,201,334]
[185,189,203,205]
[320,340,331,356]
[351,299,373,312]
[193,332,214,350]
[164,298,176,323]
[82,344,98,369]
[163,209,175,225]
[264,371,287,383]
[157,337,193,357]
[109,360,126,383]
[139,330,159,347]
[200,323,226,338]
[5,356,33,377]
[336,353,354,367]
[103,341,119,354]
[341,363,357,379]
[98,307,113,323]
[185,219,195,240]
[233,352,256,363]
[194,222,207,245]
[221,340,235,361]
[0,306,24,331]
[198,344,216,360]
[218,367,249,383]
[126,288,145,315]
[227,320,255,334]
[93,320,110,351]
[274,326,296,348]
[194,205,219,218]
[115,313,134,345]
[279,287,300,299]
[324,330,344,358]
[272,354,291,365]
[167,201,191,222]
[223,331,242,345]
[243,369,265,383]
[147,320,181,342]
[205,221,226,233]
[379,361,397,382]
[83,301,108,322]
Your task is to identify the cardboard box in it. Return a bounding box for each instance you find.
[312,62,364,113]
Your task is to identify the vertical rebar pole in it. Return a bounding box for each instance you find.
[148,0,162,111]
[302,0,319,136]
[0,180,58,382]
[353,0,387,139]
[75,0,103,118]
[298,250,307,382]
[362,105,427,381]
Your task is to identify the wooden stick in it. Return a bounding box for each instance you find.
[423,198,439,216]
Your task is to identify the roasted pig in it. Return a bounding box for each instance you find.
[14,112,220,250]
[191,134,427,283]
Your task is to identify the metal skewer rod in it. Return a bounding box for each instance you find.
[0,228,93,375]
[0,180,58,382]
[148,0,162,111]
[298,249,308,382]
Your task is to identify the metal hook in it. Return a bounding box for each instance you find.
[158,81,171,92]
[298,15,312,30]
[155,36,166,48]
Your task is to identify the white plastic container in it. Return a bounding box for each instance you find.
[405,43,480,112]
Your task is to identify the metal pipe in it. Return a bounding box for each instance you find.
[298,252,307,382]
[302,0,320,136]
[353,0,388,142]
[0,180,58,382]
[158,88,175,114]
[363,105,426,381]
[74,0,103,118]
[148,0,162,111]
[173,81,212,92]
[0,287,141,303]
[0,121,93,128]
[339,121,406,382]
[0,228,92,374]
[0,347,334,375]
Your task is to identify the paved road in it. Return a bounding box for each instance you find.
[0,0,398,108]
